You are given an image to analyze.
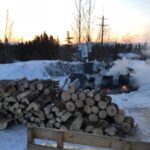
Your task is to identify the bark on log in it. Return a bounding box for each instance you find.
[70,116,83,131]
[61,112,72,122]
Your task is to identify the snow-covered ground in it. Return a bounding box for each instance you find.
[0,57,150,150]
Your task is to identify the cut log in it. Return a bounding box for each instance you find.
[0,118,12,130]
[114,114,125,125]
[121,123,132,134]
[70,116,83,131]
[87,90,95,98]
[34,118,41,123]
[99,90,107,98]
[5,96,17,103]
[85,125,94,133]
[105,126,117,136]
[55,109,66,117]
[43,88,50,95]
[56,117,62,123]
[91,106,99,114]
[47,118,56,125]
[68,79,80,94]
[98,110,107,119]
[21,98,30,105]
[46,114,54,120]
[88,114,98,122]
[55,122,61,129]
[61,112,72,122]
[36,82,44,91]
[26,95,51,111]
[85,98,94,106]
[103,95,112,104]
[29,79,39,90]
[33,111,46,121]
[4,87,16,97]
[51,106,59,113]
[75,99,84,108]
[71,93,78,101]
[61,91,70,101]
[25,91,40,103]
[96,120,110,129]
[121,116,134,133]
[93,128,103,135]
[16,90,31,100]
[106,103,118,117]
[98,101,107,109]
[43,104,53,116]
[94,94,101,101]
[78,92,86,101]
[65,101,75,112]
[84,105,92,114]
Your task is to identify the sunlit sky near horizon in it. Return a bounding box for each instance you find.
[0,0,150,44]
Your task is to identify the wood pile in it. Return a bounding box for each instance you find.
[0,78,135,137]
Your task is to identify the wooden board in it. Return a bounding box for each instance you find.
[27,127,150,150]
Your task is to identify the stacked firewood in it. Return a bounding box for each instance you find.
[60,79,134,136]
[0,78,61,129]
[0,78,134,136]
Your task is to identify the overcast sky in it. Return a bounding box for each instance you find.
[0,0,150,43]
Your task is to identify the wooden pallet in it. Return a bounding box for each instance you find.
[27,127,150,150]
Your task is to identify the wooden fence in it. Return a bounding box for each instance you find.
[27,127,150,150]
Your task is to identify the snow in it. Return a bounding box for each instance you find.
[0,57,150,149]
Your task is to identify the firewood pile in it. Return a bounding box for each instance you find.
[0,78,135,137]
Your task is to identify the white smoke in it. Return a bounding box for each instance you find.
[142,43,150,58]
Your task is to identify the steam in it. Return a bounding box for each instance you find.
[106,57,129,76]
[142,43,150,58]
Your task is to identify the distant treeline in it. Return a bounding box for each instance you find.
[0,32,142,63]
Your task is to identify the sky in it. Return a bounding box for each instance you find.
[0,0,150,44]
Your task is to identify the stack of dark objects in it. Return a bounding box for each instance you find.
[101,74,137,94]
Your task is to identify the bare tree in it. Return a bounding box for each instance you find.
[4,9,14,63]
[72,0,83,44]
[83,0,95,42]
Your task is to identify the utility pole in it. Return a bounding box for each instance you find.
[65,31,73,45]
[98,15,108,47]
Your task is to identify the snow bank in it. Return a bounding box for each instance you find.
[0,60,84,80]
[118,53,141,59]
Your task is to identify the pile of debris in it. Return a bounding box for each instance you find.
[0,78,135,137]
